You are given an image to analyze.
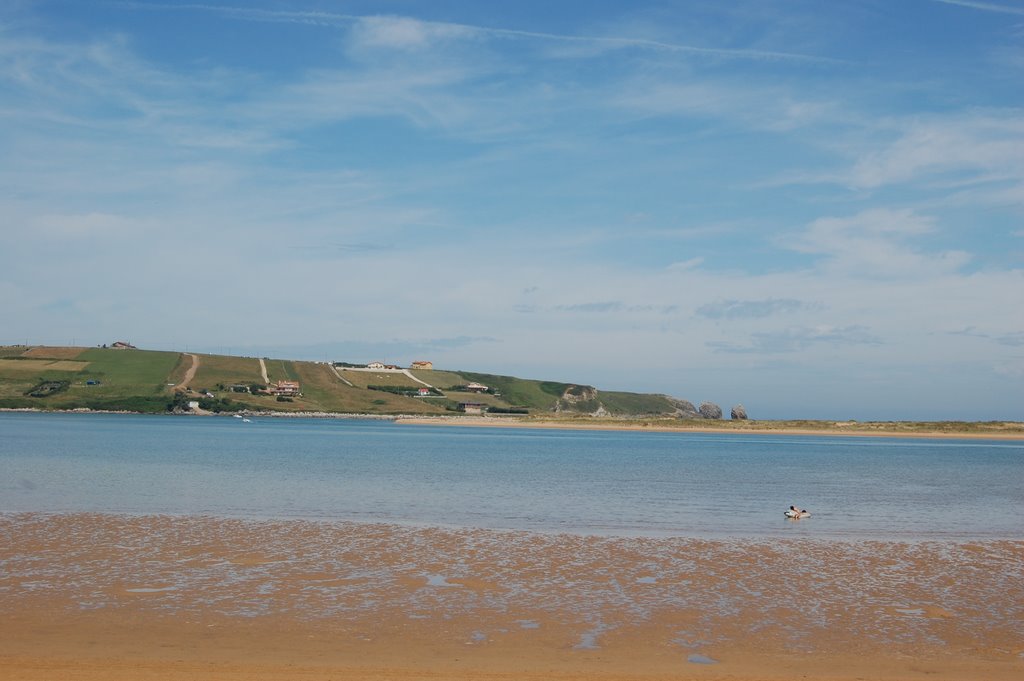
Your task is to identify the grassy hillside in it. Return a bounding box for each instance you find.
[456,372,568,411]
[598,391,683,415]
[77,347,182,390]
[2,346,1022,434]
[0,346,183,412]
[188,354,263,390]
[0,345,695,418]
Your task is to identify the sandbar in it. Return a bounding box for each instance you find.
[395,416,1024,440]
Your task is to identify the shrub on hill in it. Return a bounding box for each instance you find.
[24,380,70,397]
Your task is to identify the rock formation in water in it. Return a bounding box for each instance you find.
[699,401,723,419]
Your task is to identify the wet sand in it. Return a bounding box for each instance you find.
[1,514,1022,680]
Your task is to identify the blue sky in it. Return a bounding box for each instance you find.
[2,0,1022,420]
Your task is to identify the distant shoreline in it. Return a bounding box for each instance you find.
[395,415,1024,440]
[3,407,1022,440]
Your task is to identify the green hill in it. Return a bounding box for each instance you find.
[0,345,695,418]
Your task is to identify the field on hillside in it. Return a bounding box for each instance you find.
[293,364,446,415]
[264,359,301,383]
[0,346,30,358]
[408,370,467,388]
[189,355,264,390]
[76,348,181,390]
[0,359,89,374]
[0,347,84,402]
[0,347,182,412]
[22,346,87,360]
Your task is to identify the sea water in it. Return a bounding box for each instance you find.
[1,412,1021,540]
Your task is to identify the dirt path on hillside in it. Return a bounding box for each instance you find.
[329,365,354,387]
[259,358,270,384]
[401,369,433,388]
[178,354,199,391]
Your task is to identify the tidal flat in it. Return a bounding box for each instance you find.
[1,513,1022,681]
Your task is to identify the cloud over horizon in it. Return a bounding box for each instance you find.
[1,0,1022,420]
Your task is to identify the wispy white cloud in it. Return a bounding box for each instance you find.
[845,113,1024,190]
[696,298,818,320]
[787,208,972,277]
[553,301,678,314]
[352,15,477,50]
[708,325,882,354]
[929,0,1024,15]
[610,76,841,132]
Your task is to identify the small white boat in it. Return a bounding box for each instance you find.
[242,418,251,423]
[785,509,810,519]
[233,414,243,419]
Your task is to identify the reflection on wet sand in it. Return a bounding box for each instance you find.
[1,513,1022,680]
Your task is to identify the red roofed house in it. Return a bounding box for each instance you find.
[272,380,301,397]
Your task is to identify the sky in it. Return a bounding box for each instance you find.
[1,0,1022,421]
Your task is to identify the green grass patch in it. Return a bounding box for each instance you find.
[265,359,301,382]
[409,370,465,387]
[0,397,43,409]
[457,372,566,411]
[76,348,181,390]
[190,355,264,391]
[598,391,680,416]
[0,376,35,398]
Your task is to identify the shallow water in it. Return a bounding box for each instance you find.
[1,412,1022,539]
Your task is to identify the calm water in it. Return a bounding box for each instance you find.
[1,412,1022,540]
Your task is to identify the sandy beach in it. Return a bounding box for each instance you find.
[2,513,1022,681]
[395,416,1024,440]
